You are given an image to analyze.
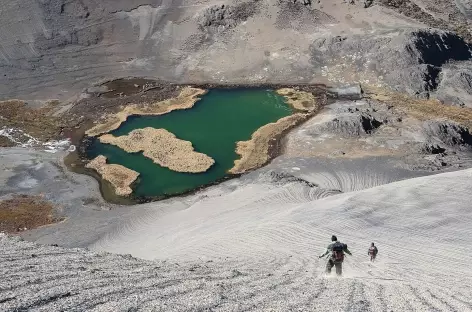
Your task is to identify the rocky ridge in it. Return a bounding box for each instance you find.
[311,30,472,104]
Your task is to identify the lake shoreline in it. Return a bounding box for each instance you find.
[68,81,337,204]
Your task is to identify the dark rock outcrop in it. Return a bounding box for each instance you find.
[276,0,336,30]
[424,121,472,150]
[435,61,472,107]
[420,143,446,155]
[322,114,384,137]
[310,29,472,99]
[198,2,261,32]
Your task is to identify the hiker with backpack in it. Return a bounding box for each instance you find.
[318,235,352,276]
[368,242,378,261]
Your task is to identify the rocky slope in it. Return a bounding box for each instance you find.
[1,0,472,106]
[2,169,472,311]
[311,30,472,102]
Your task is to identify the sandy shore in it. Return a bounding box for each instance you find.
[229,113,308,174]
[99,127,215,173]
[276,88,320,112]
[85,87,207,137]
[85,155,139,196]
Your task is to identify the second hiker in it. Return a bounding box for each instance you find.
[319,235,352,276]
[368,242,378,262]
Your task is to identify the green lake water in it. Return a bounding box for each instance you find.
[87,89,292,198]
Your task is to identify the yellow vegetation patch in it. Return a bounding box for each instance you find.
[0,100,64,143]
[229,113,308,174]
[99,127,215,173]
[85,155,139,196]
[0,195,61,233]
[364,86,472,129]
[276,88,319,112]
[85,87,207,137]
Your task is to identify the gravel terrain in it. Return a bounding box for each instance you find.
[2,169,472,311]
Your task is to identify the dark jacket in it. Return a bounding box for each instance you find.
[319,241,352,258]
